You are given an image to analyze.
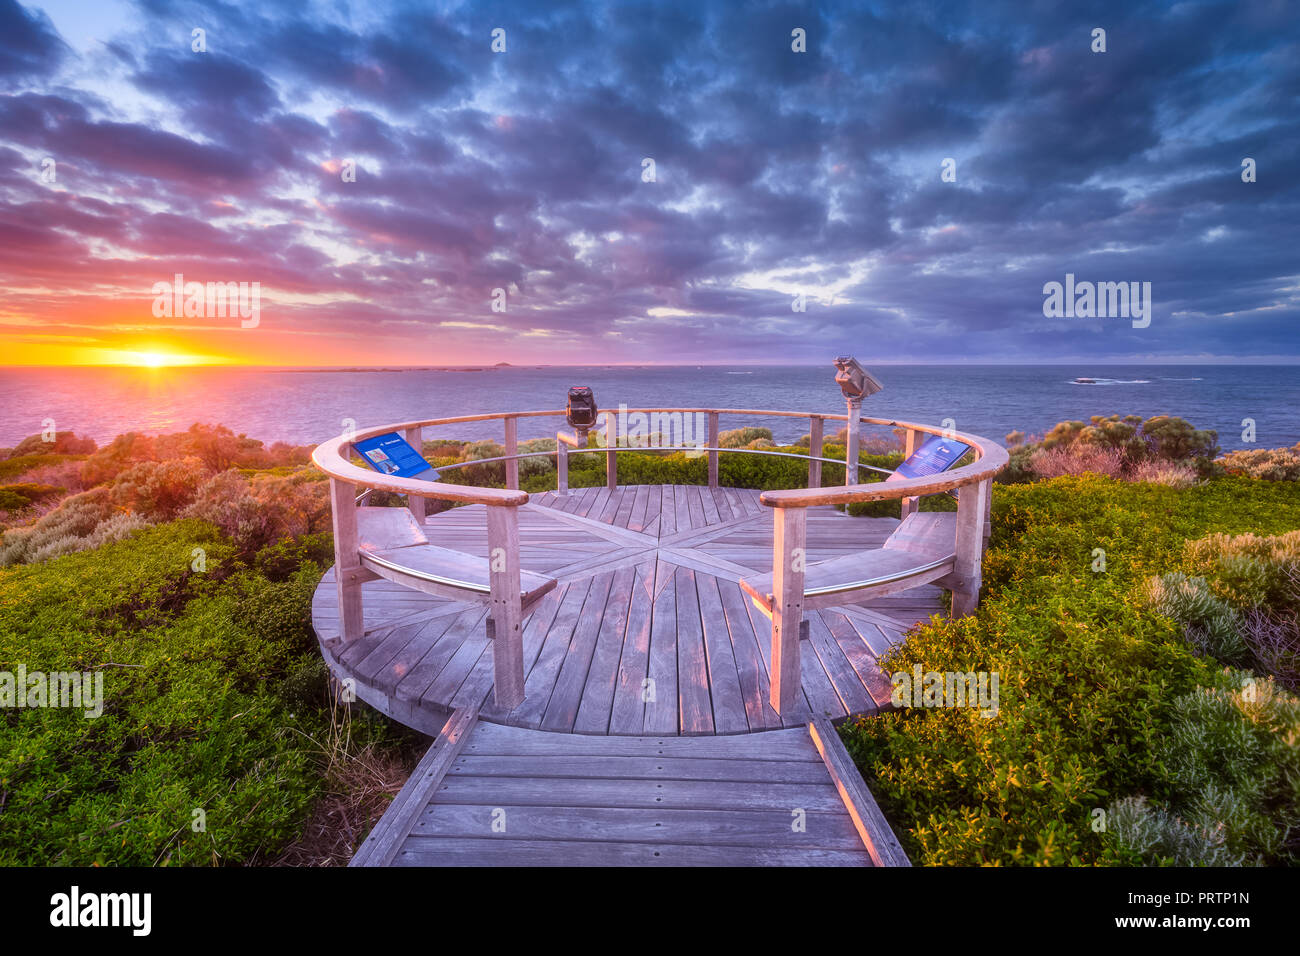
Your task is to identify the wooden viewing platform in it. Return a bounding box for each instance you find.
[311,399,1007,865]
[312,483,942,737]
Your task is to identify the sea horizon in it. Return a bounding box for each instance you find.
[4,363,1296,452]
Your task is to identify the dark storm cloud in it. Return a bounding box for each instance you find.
[1,0,1297,361]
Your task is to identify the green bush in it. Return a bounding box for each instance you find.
[0,482,65,511]
[0,519,392,865]
[718,427,772,448]
[838,473,1300,865]
[1105,676,1300,866]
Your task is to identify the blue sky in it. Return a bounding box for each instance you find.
[1,0,1297,365]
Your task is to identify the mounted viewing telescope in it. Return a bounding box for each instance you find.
[833,356,883,400]
[833,356,882,485]
[566,386,598,428]
[558,386,598,495]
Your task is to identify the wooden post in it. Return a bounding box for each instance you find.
[808,416,824,489]
[503,415,518,491]
[329,476,364,643]
[844,397,862,486]
[605,411,617,491]
[404,426,426,524]
[486,504,525,710]
[556,434,568,494]
[900,428,919,519]
[707,411,720,488]
[769,506,807,716]
[983,475,993,545]
[950,479,989,618]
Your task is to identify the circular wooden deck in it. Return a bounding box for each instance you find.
[311,484,944,737]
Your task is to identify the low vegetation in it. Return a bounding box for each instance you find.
[1,413,1295,866]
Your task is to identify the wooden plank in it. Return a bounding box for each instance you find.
[797,615,851,721]
[430,775,847,812]
[674,568,714,735]
[710,485,734,522]
[627,484,652,532]
[447,754,832,784]
[349,705,478,867]
[393,836,869,867]
[355,612,459,690]
[541,571,615,732]
[674,481,693,532]
[392,607,488,704]
[659,484,677,536]
[643,559,680,735]
[718,578,782,731]
[685,484,706,530]
[608,561,656,735]
[695,572,749,734]
[410,804,865,850]
[809,716,910,867]
[465,722,823,761]
[811,612,880,715]
[613,483,639,529]
[573,564,638,734]
[498,578,592,727]
[453,587,564,711]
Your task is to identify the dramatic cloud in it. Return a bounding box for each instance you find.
[0,0,1297,365]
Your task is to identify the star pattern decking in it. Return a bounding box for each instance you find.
[311,484,944,737]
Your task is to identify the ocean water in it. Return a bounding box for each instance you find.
[0,364,1296,452]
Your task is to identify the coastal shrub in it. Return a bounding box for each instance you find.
[1142,573,1248,664]
[112,457,207,519]
[1029,443,1125,479]
[1105,677,1300,866]
[0,519,396,866]
[1104,796,1243,866]
[5,430,97,458]
[78,425,311,487]
[718,427,771,448]
[838,473,1300,865]
[0,487,140,567]
[1144,531,1300,689]
[0,482,65,511]
[518,438,557,478]
[1220,443,1300,481]
[1128,459,1199,488]
[183,469,330,554]
[0,452,80,482]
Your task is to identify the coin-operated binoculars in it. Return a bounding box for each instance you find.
[833,357,883,485]
[557,386,598,494]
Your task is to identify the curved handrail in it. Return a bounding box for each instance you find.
[760,418,1008,508]
[311,407,1006,508]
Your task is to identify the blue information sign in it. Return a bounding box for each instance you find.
[886,434,971,481]
[353,432,440,480]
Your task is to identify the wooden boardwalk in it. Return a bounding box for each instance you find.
[312,484,943,737]
[350,706,909,867]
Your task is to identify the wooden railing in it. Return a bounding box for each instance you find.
[312,408,1007,715]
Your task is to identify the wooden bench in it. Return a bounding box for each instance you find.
[355,506,557,613]
[740,511,959,615]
